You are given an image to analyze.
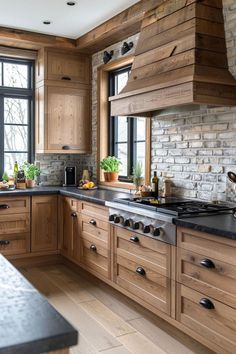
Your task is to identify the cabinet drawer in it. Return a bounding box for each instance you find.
[0,213,30,235]
[0,197,30,215]
[80,233,109,279]
[115,227,171,277]
[0,233,30,256]
[80,202,108,221]
[177,284,236,354]
[177,248,236,309]
[177,227,236,266]
[81,214,109,238]
[116,255,171,314]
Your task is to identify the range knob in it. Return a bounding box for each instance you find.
[114,216,123,224]
[143,225,151,234]
[132,222,140,230]
[109,214,116,222]
[124,219,130,227]
[153,227,162,237]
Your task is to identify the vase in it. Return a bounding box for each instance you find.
[26,179,36,188]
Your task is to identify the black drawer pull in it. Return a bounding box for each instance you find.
[71,212,77,218]
[0,204,10,209]
[130,236,139,243]
[90,244,97,252]
[136,266,146,276]
[62,145,78,150]
[0,240,10,246]
[199,298,215,310]
[200,259,215,269]
[61,76,71,81]
[89,219,97,226]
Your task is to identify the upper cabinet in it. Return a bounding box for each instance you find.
[36,49,90,85]
[35,48,91,154]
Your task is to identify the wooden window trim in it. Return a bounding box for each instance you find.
[97,55,151,189]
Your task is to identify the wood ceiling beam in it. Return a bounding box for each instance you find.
[75,0,164,53]
[0,27,76,50]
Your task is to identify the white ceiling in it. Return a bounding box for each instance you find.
[0,0,140,39]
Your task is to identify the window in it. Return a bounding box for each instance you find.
[109,66,146,181]
[0,57,34,177]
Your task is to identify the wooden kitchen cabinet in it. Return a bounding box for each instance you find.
[61,197,80,262]
[35,48,91,154]
[113,227,171,315]
[31,195,58,252]
[0,196,30,256]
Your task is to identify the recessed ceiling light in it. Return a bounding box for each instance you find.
[67,1,76,6]
[43,20,52,25]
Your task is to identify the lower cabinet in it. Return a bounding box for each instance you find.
[0,196,30,256]
[113,227,171,315]
[177,227,236,354]
[61,197,80,262]
[31,195,58,252]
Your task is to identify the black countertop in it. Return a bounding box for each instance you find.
[0,254,78,354]
[174,212,236,240]
[0,186,129,205]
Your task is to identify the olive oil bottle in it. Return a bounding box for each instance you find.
[151,171,159,198]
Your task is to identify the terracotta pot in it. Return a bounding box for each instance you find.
[104,172,110,182]
[109,172,119,182]
[26,179,36,188]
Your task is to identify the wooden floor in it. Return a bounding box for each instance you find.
[20,264,214,354]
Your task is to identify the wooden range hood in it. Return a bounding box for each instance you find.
[109,0,236,117]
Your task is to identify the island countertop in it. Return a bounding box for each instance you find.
[0,254,78,354]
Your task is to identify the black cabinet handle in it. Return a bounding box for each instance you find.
[199,298,215,310]
[200,259,215,269]
[136,266,146,276]
[90,244,97,252]
[0,240,10,246]
[71,212,77,218]
[130,236,139,243]
[0,204,10,209]
[89,219,97,226]
[61,76,71,81]
[62,145,78,150]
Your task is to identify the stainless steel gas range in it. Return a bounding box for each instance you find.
[105,198,235,246]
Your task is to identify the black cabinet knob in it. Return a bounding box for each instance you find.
[114,216,120,224]
[0,240,10,246]
[153,228,161,236]
[199,298,215,310]
[61,76,72,81]
[71,212,77,218]
[130,236,139,243]
[90,244,97,252]
[200,259,215,269]
[89,219,97,226]
[136,266,146,276]
[0,204,10,209]
[143,225,151,234]
[109,214,116,222]
[132,222,139,230]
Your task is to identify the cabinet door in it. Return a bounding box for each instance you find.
[47,86,91,153]
[47,52,90,84]
[31,195,58,252]
[61,197,80,262]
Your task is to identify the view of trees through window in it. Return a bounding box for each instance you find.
[0,58,33,176]
[109,66,146,181]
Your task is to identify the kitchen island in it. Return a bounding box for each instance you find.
[0,254,78,354]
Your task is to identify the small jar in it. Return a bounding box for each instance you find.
[163,178,172,197]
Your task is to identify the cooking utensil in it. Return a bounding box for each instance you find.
[227,171,236,183]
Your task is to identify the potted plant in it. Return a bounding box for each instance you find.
[133,161,144,192]
[100,156,122,182]
[22,162,40,188]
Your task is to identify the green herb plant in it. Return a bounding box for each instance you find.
[21,162,40,180]
[100,156,122,173]
[2,171,9,182]
[133,161,144,190]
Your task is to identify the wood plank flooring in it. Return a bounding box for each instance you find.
[20,265,214,354]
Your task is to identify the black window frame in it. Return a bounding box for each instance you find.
[109,66,145,182]
[0,56,35,177]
